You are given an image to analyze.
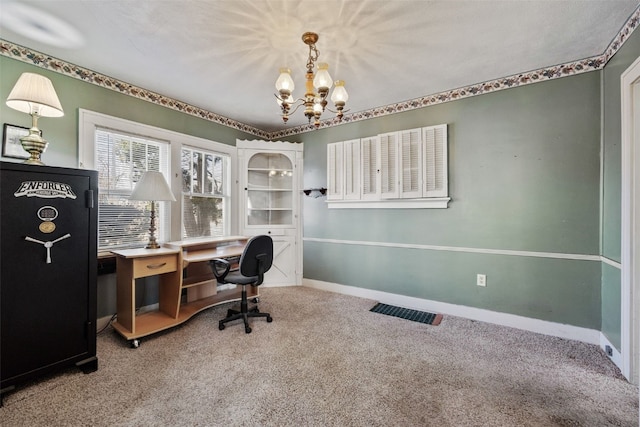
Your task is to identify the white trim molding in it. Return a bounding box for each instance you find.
[327,198,451,209]
[303,279,600,345]
[303,237,601,262]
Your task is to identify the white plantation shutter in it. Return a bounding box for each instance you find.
[327,141,343,200]
[361,136,378,200]
[400,128,422,198]
[343,139,361,200]
[379,132,399,199]
[423,124,448,197]
[95,128,170,250]
[325,123,449,208]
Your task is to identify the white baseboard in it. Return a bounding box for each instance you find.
[303,278,601,345]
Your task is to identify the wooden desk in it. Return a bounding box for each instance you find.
[111,236,250,347]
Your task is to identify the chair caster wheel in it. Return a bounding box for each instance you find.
[267,316,273,323]
[245,327,252,333]
[253,297,260,303]
[219,323,225,330]
[130,339,140,348]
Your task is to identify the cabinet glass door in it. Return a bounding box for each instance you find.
[246,152,293,226]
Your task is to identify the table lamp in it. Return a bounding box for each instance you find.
[129,171,176,249]
[5,72,64,165]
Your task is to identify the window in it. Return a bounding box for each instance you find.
[327,124,449,209]
[181,146,229,239]
[94,128,171,250]
[79,110,236,252]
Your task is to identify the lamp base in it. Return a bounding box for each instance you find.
[144,200,161,249]
[20,129,48,166]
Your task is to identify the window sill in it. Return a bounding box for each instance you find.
[326,197,451,209]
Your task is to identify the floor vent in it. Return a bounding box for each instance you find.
[370,303,442,325]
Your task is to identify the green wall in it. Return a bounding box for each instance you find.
[0,56,258,167]
[2,26,639,337]
[296,72,604,330]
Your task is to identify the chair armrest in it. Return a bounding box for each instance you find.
[210,258,231,282]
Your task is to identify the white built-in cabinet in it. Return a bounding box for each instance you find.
[237,139,303,286]
[327,124,449,208]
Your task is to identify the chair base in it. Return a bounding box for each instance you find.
[219,286,272,333]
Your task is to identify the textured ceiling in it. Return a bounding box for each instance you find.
[1,0,639,133]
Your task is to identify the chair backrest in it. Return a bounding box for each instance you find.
[239,235,273,285]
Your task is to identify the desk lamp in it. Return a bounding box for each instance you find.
[129,171,176,249]
[6,72,64,165]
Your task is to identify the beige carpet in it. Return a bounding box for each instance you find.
[1,286,638,426]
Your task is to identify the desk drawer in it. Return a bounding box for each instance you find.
[133,254,178,278]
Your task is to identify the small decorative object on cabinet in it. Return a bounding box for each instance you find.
[0,161,98,403]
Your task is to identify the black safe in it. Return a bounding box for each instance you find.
[0,162,98,399]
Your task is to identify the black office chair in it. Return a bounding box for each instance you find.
[209,235,273,333]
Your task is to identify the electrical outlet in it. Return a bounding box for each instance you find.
[477,274,486,287]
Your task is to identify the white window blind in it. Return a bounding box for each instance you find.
[95,128,170,250]
[361,136,378,200]
[343,139,361,200]
[400,128,423,199]
[379,132,398,199]
[327,142,343,200]
[423,124,448,197]
[181,146,229,239]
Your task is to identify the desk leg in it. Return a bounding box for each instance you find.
[158,269,181,319]
[116,259,135,333]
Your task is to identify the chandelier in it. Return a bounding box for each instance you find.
[275,32,349,128]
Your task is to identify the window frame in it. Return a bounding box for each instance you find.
[79,109,238,250]
[180,145,231,239]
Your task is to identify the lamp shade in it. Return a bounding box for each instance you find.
[331,80,349,104]
[6,72,64,117]
[130,171,176,202]
[275,68,295,95]
[313,63,333,91]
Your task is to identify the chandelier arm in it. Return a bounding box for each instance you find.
[287,102,307,116]
[274,93,305,105]
[325,106,350,114]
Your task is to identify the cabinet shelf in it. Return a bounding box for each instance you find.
[247,187,292,191]
[248,168,293,172]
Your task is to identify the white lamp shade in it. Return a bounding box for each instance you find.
[130,171,176,202]
[313,63,333,91]
[275,68,295,94]
[6,72,64,117]
[331,80,349,104]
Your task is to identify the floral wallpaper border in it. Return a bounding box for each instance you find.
[1,6,638,141]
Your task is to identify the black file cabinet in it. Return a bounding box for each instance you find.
[0,162,98,400]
